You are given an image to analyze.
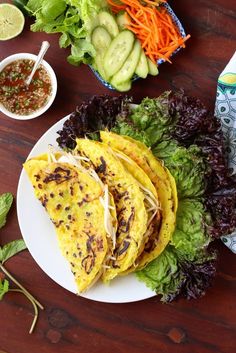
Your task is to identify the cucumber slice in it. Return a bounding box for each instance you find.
[112,40,141,84]
[135,49,148,79]
[94,54,109,81]
[110,78,131,92]
[91,26,112,81]
[117,11,130,30]
[147,58,159,76]
[104,30,135,77]
[91,26,112,52]
[98,10,119,37]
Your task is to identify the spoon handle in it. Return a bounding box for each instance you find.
[25,41,50,86]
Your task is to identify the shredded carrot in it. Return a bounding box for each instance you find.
[106,0,126,13]
[107,0,190,64]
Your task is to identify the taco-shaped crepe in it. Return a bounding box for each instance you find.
[24,153,112,292]
[109,148,161,260]
[100,131,177,270]
[75,139,148,282]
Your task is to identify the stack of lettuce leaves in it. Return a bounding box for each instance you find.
[56,91,236,302]
[24,0,107,65]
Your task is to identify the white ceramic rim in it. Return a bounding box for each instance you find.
[0,53,57,120]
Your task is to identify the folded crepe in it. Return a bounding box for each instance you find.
[75,139,149,282]
[100,131,177,270]
[24,153,112,292]
[107,147,162,271]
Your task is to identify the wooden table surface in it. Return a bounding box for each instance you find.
[0,1,236,352]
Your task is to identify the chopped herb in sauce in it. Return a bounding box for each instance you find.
[0,59,52,115]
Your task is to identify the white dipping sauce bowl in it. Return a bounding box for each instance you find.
[0,53,57,120]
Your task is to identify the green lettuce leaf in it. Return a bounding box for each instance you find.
[129,93,175,146]
[137,198,215,301]
[59,32,72,48]
[136,245,217,302]
[41,0,66,21]
[115,95,207,199]
[153,144,207,198]
[32,14,66,33]
[136,247,182,302]
[77,0,107,31]
[171,199,211,261]
[25,0,44,14]
[68,40,96,65]
[112,121,150,146]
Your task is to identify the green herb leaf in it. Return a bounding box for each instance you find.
[0,240,27,265]
[0,193,13,229]
[0,279,9,300]
[59,32,72,48]
[67,40,96,66]
[41,0,66,21]
[25,0,43,14]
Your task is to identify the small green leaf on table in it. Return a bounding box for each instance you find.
[0,240,27,265]
[0,193,13,229]
[0,279,9,300]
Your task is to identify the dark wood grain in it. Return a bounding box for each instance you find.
[0,0,236,352]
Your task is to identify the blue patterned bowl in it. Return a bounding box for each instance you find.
[90,2,187,90]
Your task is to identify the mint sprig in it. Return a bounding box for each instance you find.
[0,193,43,334]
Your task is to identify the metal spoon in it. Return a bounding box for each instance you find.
[25,41,50,86]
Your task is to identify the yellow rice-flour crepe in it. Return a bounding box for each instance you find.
[100,131,177,270]
[75,139,148,282]
[24,153,110,293]
[109,148,161,272]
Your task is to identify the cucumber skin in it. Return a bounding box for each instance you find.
[98,10,119,38]
[94,54,110,82]
[116,11,129,30]
[91,26,112,51]
[147,58,159,76]
[135,49,149,79]
[104,30,135,78]
[112,40,141,85]
[110,79,131,92]
[91,26,112,81]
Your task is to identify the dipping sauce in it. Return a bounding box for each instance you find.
[0,59,52,115]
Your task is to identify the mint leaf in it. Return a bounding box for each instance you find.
[0,193,13,229]
[0,240,27,264]
[0,279,9,300]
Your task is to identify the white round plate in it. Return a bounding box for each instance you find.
[17,115,156,303]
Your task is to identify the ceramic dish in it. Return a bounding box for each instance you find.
[90,2,187,90]
[0,53,57,120]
